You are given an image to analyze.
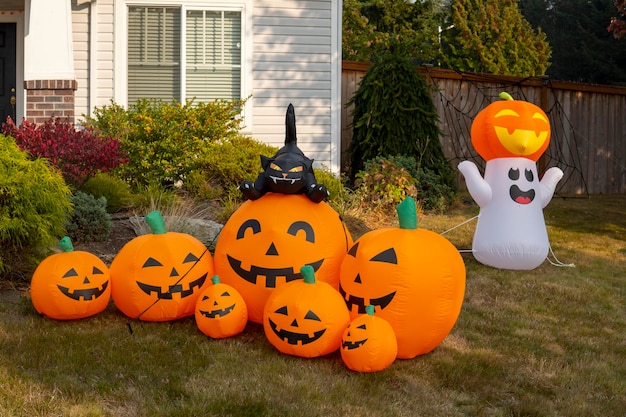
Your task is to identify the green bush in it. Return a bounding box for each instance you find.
[82,98,247,189]
[365,155,456,213]
[355,158,418,210]
[313,167,350,205]
[347,52,456,198]
[65,191,112,243]
[0,134,72,276]
[80,173,133,213]
[186,135,278,201]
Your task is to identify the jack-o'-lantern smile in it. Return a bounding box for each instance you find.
[137,273,207,299]
[267,306,326,345]
[227,255,323,288]
[198,301,236,318]
[57,266,109,301]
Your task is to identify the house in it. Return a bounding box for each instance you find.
[0,0,342,173]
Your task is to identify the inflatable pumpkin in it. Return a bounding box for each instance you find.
[341,305,397,373]
[263,265,350,358]
[110,211,214,322]
[339,198,466,359]
[195,275,248,338]
[30,236,111,320]
[214,193,352,323]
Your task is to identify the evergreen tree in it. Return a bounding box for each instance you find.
[347,53,455,193]
[439,0,551,76]
[343,0,444,63]
[520,0,626,85]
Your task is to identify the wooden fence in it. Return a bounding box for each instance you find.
[341,61,626,195]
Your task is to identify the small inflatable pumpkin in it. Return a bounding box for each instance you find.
[214,193,352,323]
[339,198,466,359]
[30,236,111,320]
[263,265,350,358]
[341,305,397,373]
[110,211,214,322]
[195,275,248,338]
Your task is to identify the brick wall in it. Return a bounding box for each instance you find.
[24,79,78,124]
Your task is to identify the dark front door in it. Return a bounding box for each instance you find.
[0,23,17,124]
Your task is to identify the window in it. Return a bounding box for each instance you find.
[127,5,242,104]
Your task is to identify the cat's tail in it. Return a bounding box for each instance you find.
[285,103,297,144]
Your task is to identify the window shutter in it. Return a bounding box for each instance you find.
[128,7,181,103]
[185,10,241,101]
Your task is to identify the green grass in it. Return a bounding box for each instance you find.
[1,194,625,416]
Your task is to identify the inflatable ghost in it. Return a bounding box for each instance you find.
[458,93,563,270]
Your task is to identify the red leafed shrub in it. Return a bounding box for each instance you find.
[2,116,128,188]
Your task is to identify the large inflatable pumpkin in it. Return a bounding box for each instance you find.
[263,265,350,358]
[30,236,111,320]
[339,198,466,359]
[110,211,214,322]
[195,275,248,339]
[459,92,563,270]
[341,305,397,373]
[214,193,352,323]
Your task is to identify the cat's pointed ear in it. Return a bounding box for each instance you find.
[261,155,272,170]
[303,158,314,170]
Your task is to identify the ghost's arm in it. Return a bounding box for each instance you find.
[458,160,492,208]
[539,167,563,208]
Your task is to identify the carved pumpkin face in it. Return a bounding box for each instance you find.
[341,305,397,372]
[30,237,111,320]
[110,211,214,322]
[214,193,352,323]
[471,92,550,162]
[195,275,248,338]
[263,265,350,358]
[339,198,466,359]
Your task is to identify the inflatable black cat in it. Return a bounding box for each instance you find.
[239,104,329,203]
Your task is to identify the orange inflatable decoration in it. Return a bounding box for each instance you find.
[263,265,350,358]
[30,236,111,320]
[195,275,248,339]
[341,305,397,373]
[214,192,352,323]
[110,211,214,322]
[339,198,466,359]
[470,92,551,162]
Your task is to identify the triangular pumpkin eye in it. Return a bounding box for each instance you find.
[347,242,359,257]
[304,310,321,321]
[370,248,397,264]
[92,266,104,275]
[357,324,367,330]
[221,291,231,297]
[202,295,209,301]
[183,253,199,263]
[142,257,163,268]
[62,268,78,278]
[275,306,288,315]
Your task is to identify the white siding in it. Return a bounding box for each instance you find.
[70,0,340,171]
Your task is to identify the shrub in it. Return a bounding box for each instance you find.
[346,52,456,197]
[2,116,127,188]
[186,135,279,201]
[80,173,133,213]
[0,134,72,277]
[365,155,456,213]
[313,167,350,205]
[82,98,247,189]
[65,191,112,243]
[354,158,418,210]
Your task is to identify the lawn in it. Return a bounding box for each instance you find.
[0,194,624,417]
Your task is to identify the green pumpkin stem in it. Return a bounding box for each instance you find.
[211,275,221,285]
[145,211,167,235]
[397,197,417,230]
[58,236,74,253]
[365,305,375,316]
[301,265,316,284]
[499,92,514,101]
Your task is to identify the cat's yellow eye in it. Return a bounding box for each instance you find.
[270,163,282,171]
[289,166,303,173]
